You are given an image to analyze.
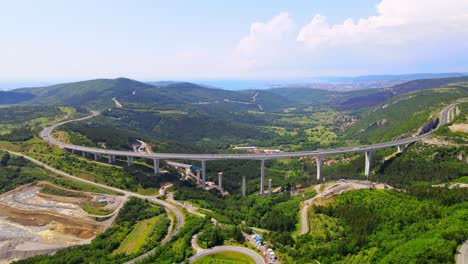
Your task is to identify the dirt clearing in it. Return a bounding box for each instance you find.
[449,123,468,133]
[0,184,117,263]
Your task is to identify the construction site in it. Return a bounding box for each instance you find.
[0,183,124,263]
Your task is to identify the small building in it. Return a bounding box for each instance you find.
[233,146,257,151]
[263,149,282,154]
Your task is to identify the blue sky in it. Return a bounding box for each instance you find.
[1,0,467,82]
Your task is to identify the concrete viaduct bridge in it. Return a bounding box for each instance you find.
[39,101,462,195]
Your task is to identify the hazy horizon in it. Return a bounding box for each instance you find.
[1,0,468,82]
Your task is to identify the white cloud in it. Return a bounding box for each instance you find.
[236,12,298,71]
[236,0,468,76]
[297,0,468,49]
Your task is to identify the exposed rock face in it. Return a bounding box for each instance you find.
[418,118,439,135]
[457,152,468,163]
[368,119,387,129]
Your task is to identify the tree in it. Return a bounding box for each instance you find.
[1,153,10,166]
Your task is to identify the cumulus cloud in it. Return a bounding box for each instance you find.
[236,12,298,70]
[236,0,468,75]
[297,0,468,50]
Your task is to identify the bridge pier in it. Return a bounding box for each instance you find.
[153,159,160,174]
[365,151,372,178]
[242,175,246,197]
[268,178,272,196]
[397,145,406,153]
[218,172,223,192]
[201,160,206,190]
[82,151,87,158]
[196,170,201,183]
[316,156,323,180]
[127,156,133,166]
[108,155,115,164]
[71,149,75,154]
[260,159,265,195]
[94,153,98,161]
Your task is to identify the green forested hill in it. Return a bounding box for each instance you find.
[5,77,468,152]
[283,189,467,264]
[0,91,34,104]
[13,78,290,111]
[268,87,333,105]
[345,85,468,143]
[336,76,468,110]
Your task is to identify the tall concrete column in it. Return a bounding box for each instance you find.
[242,175,246,197]
[108,155,115,164]
[153,159,160,174]
[260,159,265,195]
[365,151,372,178]
[201,160,206,190]
[397,145,405,153]
[316,156,323,180]
[268,178,272,196]
[196,170,201,183]
[71,149,75,154]
[218,172,223,192]
[94,153,98,161]
[82,151,86,158]
[127,156,133,166]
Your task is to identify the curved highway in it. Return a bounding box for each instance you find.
[1,149,184,248]
[40,101,462,161]
[188,245,265,264]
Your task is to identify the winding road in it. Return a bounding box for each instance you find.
[188,245,265,264]
[1,149,185,263]
[458,241,468,264]
[32,99,465,263]
[40,101,464,162]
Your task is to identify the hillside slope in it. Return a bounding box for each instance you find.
[337,76,468,110]
[13,78,293,112]
[344,84,468,143]
[0,91,34,104]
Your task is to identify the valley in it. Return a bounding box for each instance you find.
[2,2,468,263]
[0,76,466,264]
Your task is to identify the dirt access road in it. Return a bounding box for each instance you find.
[299,180,393,236]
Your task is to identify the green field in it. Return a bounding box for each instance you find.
[308,213,344,239]
[192,251,255,264]
[453,176,468,183]
[114,214,167,255]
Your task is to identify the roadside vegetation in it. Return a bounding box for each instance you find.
[192,251,255,264]
[281,189,467,263]
[1,77,467,263]
[433,102,468,144]
[0,151,110,194]
[15,197,168,264]
[345,86,468,143]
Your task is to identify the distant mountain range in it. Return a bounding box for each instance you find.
[1,75,466,152]
[2,72,465,92]
[1,75,468,111]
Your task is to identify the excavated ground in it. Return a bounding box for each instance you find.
[0,184,119,263]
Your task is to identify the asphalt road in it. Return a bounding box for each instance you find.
[188,245,265,264]
[2,149,184,264]
[40,101,465,161]
[458,241,468,264]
